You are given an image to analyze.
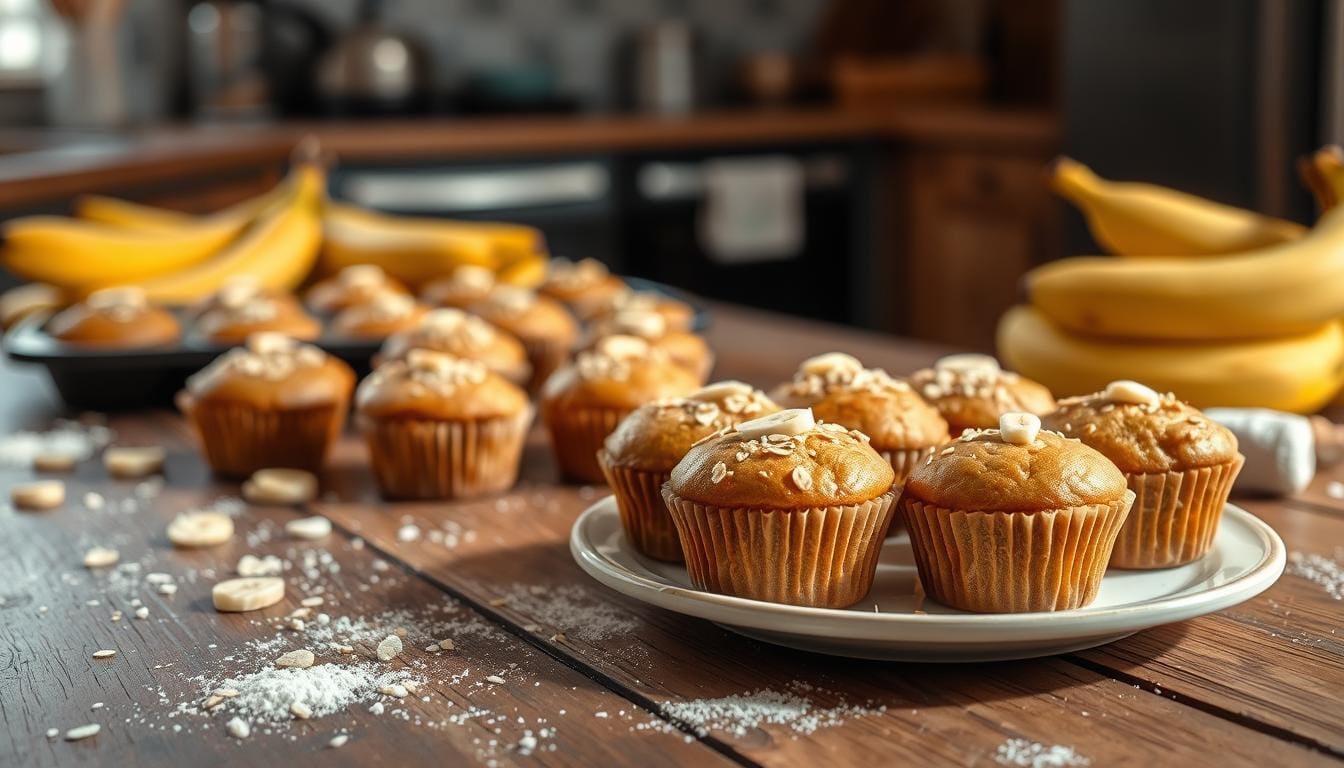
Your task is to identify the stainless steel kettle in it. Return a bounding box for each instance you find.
[317,0,431,114]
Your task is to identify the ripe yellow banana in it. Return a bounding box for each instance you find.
[997,305,1344,413]
[1053,157,1305,256]
[74,183,285,234]
[124,167,324,304]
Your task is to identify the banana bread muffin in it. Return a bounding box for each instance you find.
[420,264,496,310]
[1042,379,1243,568]
[378,308,530,386]
[538,258,626,320]
[899,412,1134,612]
[195,288,321,344]
[48,286,181,348]
[588,308,713,383]
[663,407,897,607]
[331,291,427,340]
[180,332,355,477]
[599,381,778,560]
[772,352,949,485]
[540,335,698,483]
[357,349,531,499]
[907,353,1055,435]
[470,285,578,391]
[591,289,696,333]
[305,264,410,313]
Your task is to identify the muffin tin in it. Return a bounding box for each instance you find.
[3,277,706,411]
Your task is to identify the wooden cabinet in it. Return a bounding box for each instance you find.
[893,134,1059,351]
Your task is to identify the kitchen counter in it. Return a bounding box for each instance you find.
[0,301,1339,767]
[0,105,1057,209]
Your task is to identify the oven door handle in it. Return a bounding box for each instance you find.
[338,162,611,213]
[638,154,849,201]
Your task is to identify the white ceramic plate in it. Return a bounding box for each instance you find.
[570,497,1286,662]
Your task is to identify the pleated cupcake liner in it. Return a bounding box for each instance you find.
[540,403,628,483]
[189,400,347,479]
[878,445,938,537]
[1110,455,1244,569]
[901,490,1134,613]
[662,488,898,608]
[598,453,681,562]
[362,408,532,500]
[523,337,572,394]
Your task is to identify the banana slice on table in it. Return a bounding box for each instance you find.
[167,511,235,548]
[735,408,815,440]
[83,546,120,568]
[12,480,64,510]
[244,468,318,506]
[285,515,332,540]
[104,446,166,478]
[212,577,285,612]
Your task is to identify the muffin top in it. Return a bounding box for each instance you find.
[541,335,699,410]
[196,292,321,344]
[420,265,496,309]
[903,412,1128,512]
[907,353,1055,431]
[379,308,529,379]
[1042,380,1240,474]
[471,286,578,345]
[357,349,528,421]
[306,265,410,313]
[591,289,695,332]
[587,309,711,377]
[48,287,181,348]
[540,258,625,308]
[331,291,427,339]
[772,352,949,450]
[603,380,778,471]
[185,332,354,409]
[668,408,895,509]
[190,276,298,319]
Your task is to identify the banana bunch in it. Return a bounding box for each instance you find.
[998,151,1344,413]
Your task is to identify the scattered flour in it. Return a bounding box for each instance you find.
[0,419,112,467]
[500,583,638,643]
[1286,550,1344,600]
[646,683,885,738]
[211,663,423,724]
[995,738,1091,767]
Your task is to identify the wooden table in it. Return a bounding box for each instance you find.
[1,303,1340,767]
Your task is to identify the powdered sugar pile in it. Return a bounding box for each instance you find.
[648,683,885,738]
[1286,550,1344,600]
[995,738,1090,767]
[210,663,422,724]
[499,583,638,643]
[0,418,113,467]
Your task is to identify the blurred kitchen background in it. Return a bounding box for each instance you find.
[0,0,1339,350]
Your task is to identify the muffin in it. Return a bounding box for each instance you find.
[907,353,1055,435]
[357,349,531,500]
[591,289,696,333]
[195,288,321,344]
[662,407,897,608]
[378,308,530,386]
[588,308,713,382]
[540,335,699,483]
[48,287,180,348]
[538,258,626,320]
[305,264,410,313]
[330,291,427,340]
[1042,380,1243,569]
[471,286,578,391]
[599,381,778,561]
[899,412,1134,612]
[180,332,355,478]
[772,353,949,487]
[420,265,496,310]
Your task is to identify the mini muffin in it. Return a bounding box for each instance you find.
[190,276,298,319]
[357,349,531,500]
[588,308,713,383]
[899,412,1134,613]
[48,286,180,348]
[305,264,410,314]
[540,335,699,483]
[330,291,428,340]
[907,353,1055,435]
[591,289,696,333]
[379,308,530,386]
[471,286,578,391]
[538,258,626,320]
[772,353,949,487]
[180,332,355,478]
[195,289,321,344]
[663,407,897,608]
[599,381,778,561]
[1042,380,1243,569]
[420,265,496,310]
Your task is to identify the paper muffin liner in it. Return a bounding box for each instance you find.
[523,337,572,393]
[189,400,346,479]
[877,445,938,537]
[541,403,628,483]
[663,489,898,608]
[362,408,532,500]
[1110,455,1244,569]
[598,453,681,562]
[901,491,1134,613]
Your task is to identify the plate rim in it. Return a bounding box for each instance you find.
[570,495,1286,642]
